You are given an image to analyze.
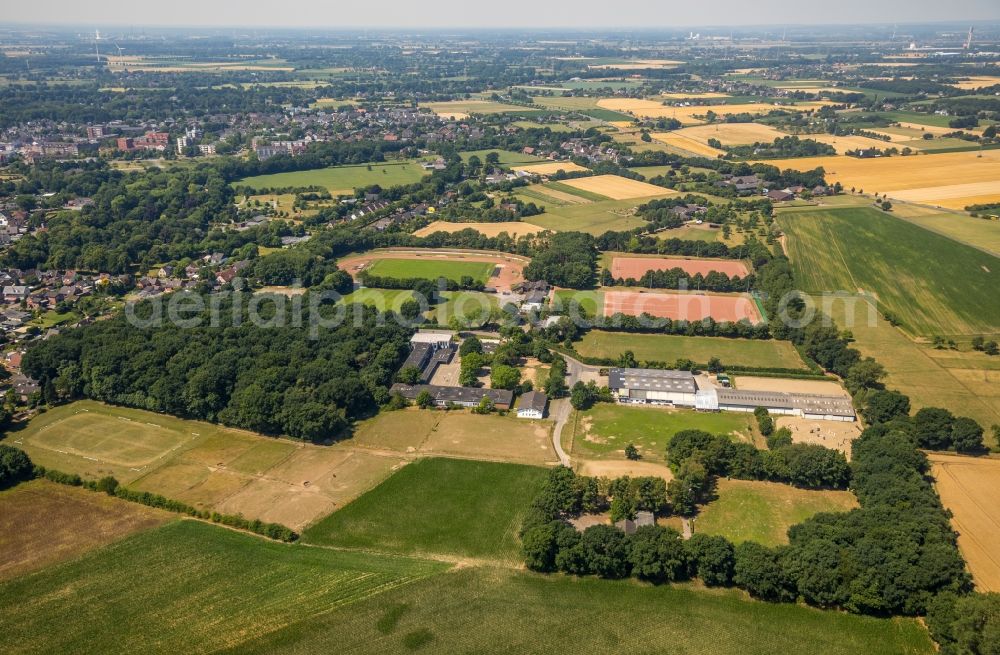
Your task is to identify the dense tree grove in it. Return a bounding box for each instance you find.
[522,232,598,289]
[21,294,412,441]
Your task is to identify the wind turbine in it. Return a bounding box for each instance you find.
[114,42,125,69]
[94,29,102,64]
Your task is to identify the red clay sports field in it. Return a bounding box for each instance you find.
[602,290,762,323]
[610,256,750,280]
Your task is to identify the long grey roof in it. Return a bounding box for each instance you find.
[716,388,855,417]
[608,367,697,394]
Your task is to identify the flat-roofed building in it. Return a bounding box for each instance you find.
[715,388,855,422]
[608,367,697,407]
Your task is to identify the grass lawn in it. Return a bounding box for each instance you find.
[427,291,499,326]
[10,400,407,530]
[230,565,933,655]
[303,458,549,564]
[520,194,649,234]
[340,287,416,312]
[234,160,429,194]
[553,289,604,317]
[0,520,446,655]
[695,478,858,547]
[569,404,755,463]
[459,149,544,165]
[365,258,495,284]
[574,331,809,370]
[778,206,1000,338]
[28,309,79,329]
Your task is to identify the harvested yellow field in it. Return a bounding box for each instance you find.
[589,59,683,70]
[668,122,787,146]
[761,150,1000,207]
[660,92,731,99]
[808,133,918,154]
[650,132,725,157]
[930,453,1000,592]
[513,161,589,175]
[897,121,982,137]
[890,183,1000,210]
[948,76,1000,90]
[597,99,831,124]
[559,174,676,200]
[414,221,548,238]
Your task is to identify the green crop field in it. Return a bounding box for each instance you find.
[229,565,933,655]
[574,331,810,370]
[234,160,429,194]
[695,479,858,547]
[517,194,649,233]
[303,458,548,564]
[778,206,1000,338]
[825,295,1000,444]
[364,258,495,284]
[545,180,612,201]
[893,209,1000,257]
[0,521,446,655]
[569,404,755,463]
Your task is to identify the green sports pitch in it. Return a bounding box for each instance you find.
[364,258,495,284]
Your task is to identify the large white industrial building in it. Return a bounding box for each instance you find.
[607,367,855,422]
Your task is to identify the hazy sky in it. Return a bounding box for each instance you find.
[6,0,1000,29]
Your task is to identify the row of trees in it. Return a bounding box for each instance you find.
[600,267,752,293]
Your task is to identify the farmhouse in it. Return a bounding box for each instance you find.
[516,390,548,419]
[607,367,855,421]
[390,383,513,410]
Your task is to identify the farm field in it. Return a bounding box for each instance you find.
[807,133,919,154]
[602,289,762,323]
[650,131,726,157]
[351,409,556,466]
[930,453,1000,592]
[0,520,447,655]
[947,75,1000,90]
[557,174,676,200]
[763,150,1000,208]
[528,95,635,121]
[778,206,1000,337]
[303,458,547,565]
[232,565,934,655]
[694,478,858,547]
[664,122,786,146]
[336,249,528,292]
[891,206,1000,256]
[413,220,548,238]
[365,258,495,284]
[568,403,754,463]
[517,194,650,234]
[12,401,408,530]
[573,330,810,370]
[511,161,589,175]
[422,100,537,119]
[607,253,750,278]
[0,480,171,582]
[234,160,429,195]
[825,295,1000,440]
[596,99,831,124]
